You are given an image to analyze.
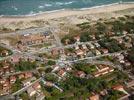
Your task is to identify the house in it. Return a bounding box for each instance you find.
[0,78,6,84]
[113,85,124,90]
[75,49,84,56]
[20,33,46,45]
[75,71,86,78]
[0,89,9,96]
[94,42,100,48]
[75,45,79,50]
[10,67,15,73]
[22,77,36,86]
[18,74,25,79]
[107,32,115,36]
[93,72,101,77]
[10,55,21,63]
[95,50,101,56]
[32,82,41,90]
[97,65,109,72]
[36,92,45,100]
[4,68,10,74]
[27,86,36,96]
[57,69,67,77]
[22,79,31,86]
[124,43,132,49]
[89,94,100,100]
[51,48,59,55]
[98,34,105,38]
[2,84,10,94]
[45,81,53,87]
[100,89,108,96]
[88,43,95,49]
[10,76,16,84]
[3,81,10,87]
[122,31,128,35]
[0,50,9,57]
[109,68,114,72]
[90,35,96,40]
[0,68,4,75]
[93,65,114,77]
[101,49,109,54]
[65,39,70,45]
[24,72,33,78]
[74,36,80,42]
[81,44,87,50]
[113,85,128,94]
[52,66,60,72]
[65,67,72,71]
[116,38,123,44]
[124,61,131,67]
[117,54,124,61]
[3,62,10,69]
[17,43,24,51]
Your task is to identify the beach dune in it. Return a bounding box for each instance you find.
[0,3,134,24]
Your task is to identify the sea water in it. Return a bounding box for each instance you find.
[0,0,133,16]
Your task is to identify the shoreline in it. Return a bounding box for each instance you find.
[0,2,134,23]
[0,2,134,18]
[0,2,134,17]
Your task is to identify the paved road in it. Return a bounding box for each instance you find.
[50,26,63,48]
[67,50,126,63]
[3,69,38,78]
[12,78,41,96]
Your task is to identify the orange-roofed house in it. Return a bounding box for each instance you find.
[20,34,46,45]
[10,55,21,63]
[76,71,86,78]
[101,49,109,54]
[32,82,41,90]
[4,68,10,74]
[27,86,36,97]
[10,76,16,84]
[0,78,6,84]
[75,49,84,56]
[113,85,124,90]
[113,85,128,95]
[89,94,100,100]
[3,81,10,87]
[51,48,59,55]
[3,63,10,69]
[58,69,67,77]
[18,74,25,79]
[25,72,33,78]
[45,81,53,87]
[93,64,114,77]
[74,36,80,42]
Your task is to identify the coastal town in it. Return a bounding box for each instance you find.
[0,2,134,100]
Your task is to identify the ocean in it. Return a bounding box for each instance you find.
[0,0,134,16]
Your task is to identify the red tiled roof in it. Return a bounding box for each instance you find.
[32,82,41,90]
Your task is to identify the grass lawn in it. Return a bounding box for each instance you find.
[88,65,98,73]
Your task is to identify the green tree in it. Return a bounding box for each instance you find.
[47,60,56,65]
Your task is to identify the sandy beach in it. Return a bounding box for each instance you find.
[0,2,134,32]
[0,3,134,23]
